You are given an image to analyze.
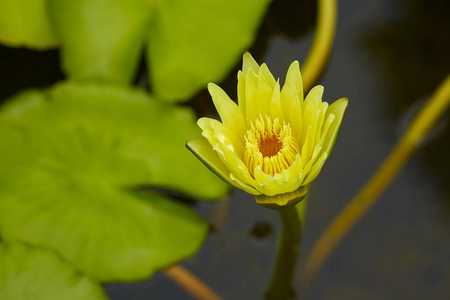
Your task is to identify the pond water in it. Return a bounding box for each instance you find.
[1,0,450,299]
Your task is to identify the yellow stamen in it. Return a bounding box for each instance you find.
[244,115,300,177]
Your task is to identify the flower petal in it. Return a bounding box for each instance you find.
[216,144,260,194]
[197,117,218,145]
[255,185,308,210]
[285,61,303,102]
[242,52,260,75]
[303,85,323,108]
[321,97,349,157]
[270,80,284,121]
[244,69,261,124]
[229,173,260,195]
[281,84,302,137]
[198,120,258,193]
[258,63,276,88]
[300,85,323,149]
[198,117,244,160]
[315,102,329,142]
[186,139,234,188]
[302,144,323,177]
[302,152,328,185]
[319,113,335,144]
[237,71,247,118]
[207,83,246,135]
[300,125,312,164]
[252,154,303,196]
[255,74,274,118]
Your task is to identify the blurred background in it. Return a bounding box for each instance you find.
[1,0,450,299]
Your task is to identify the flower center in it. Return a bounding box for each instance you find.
[260,136,282,157]
[244,115,299,177]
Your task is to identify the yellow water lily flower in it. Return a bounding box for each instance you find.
[187,53,348,209]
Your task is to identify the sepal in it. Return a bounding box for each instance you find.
[255,185,308,210]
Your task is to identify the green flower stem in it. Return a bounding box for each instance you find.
[266,205,302,300]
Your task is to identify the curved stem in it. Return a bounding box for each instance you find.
[164,265,223,300]
[301,0,337,92]
[301,73,450,289]
[266,206,302,300]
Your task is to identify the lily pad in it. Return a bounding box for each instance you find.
[0,82,227,281]
[0,0,58,49]
[47,0,271,101]
[0,242,107,300]
[48,0,151,84]
[147,0,272,102]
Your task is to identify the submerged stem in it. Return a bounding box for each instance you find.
[266,206,302,300]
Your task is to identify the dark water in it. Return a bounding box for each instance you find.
[2,0,450,299]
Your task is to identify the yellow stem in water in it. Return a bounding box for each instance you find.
[301,73,450,289]
[164,265,223,300]
[301,0,337,92]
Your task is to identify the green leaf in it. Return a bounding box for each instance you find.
[147,0,271,102]
[1,82,227,199]
[47,0,271,101]
[0,82,227,281]
[0,0,58,49]
[0,178,209,282]
[48,0,152,84]
[0,242,107,300]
